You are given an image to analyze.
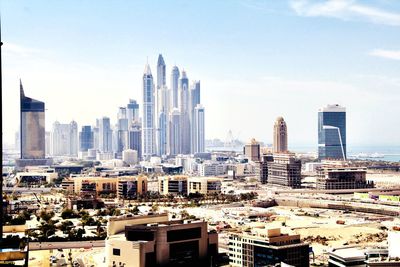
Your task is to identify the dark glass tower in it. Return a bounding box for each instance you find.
[318,104,346,160]
[20,80,46,159]
[79,126,94,152]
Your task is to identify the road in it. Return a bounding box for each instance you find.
[29,240,105,251]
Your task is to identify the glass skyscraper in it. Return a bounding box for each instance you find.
[20,80,46,159]
[79,125,94,152]
[318,104,346,160]
[142,63,155,159]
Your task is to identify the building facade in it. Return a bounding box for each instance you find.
[318,104,346,160]
[267,153,302,188]
[142,64,155,159]
[273,117,288,153]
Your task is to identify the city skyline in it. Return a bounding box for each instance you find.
[2,0,400,147]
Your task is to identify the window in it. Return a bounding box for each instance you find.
[113,248,121,256]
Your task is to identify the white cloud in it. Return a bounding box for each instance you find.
[3,43,41,57]
[369,49,400,60]
[290,0,400,26]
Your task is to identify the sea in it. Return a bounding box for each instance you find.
[206,145,400,163]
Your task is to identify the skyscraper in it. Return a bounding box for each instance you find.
[189,81,201,153]
[170,65,180,109]
[156,54,168,156]
[168,108,181,155]
[117,107,129,154]
[157,54,166,89]
[142,64,155,159]
[127,99,139,128]
[193,104,205,153]
[179,70,191,154]
[318,104,346,160]
[50,121,78,156]
[19,80,46,159]
[273,117,288,153]
[79,126,94,152]
[98,117,113,153]
[129,121,142,160]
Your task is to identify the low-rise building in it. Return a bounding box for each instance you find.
[106,214,218,267]
[198,161,227,177]
[316,167,374,190]
[188,177,222,195]
[267,153,301,188]
[158,175,188,195]
[229,227,309,267]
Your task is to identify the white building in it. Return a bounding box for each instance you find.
[122,149,138,165]
[198,162,227,177]
[193,104,205,153]
[50,120,78,157]
[142,64,155,159]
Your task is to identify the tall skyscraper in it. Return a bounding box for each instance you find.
[98,117,113,153]
[170,65,180,109]
[117,107,129,154]
[50,121,78,156]
[179,70,191,154]
[189,81,201,153]
[19,80,46,159]
[157,54,166,89]
[129,121,142,160]
[318,104,346,160]
[273,117,288,153]
[193,104,205,153]
[127,99,139,128]
[156,54,168,156]
[168,108,181,155]
[79,126,94,152]
[142,64,155,159]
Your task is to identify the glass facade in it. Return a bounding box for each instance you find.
[20,83,46,159]
[318,108,346,160]
[79,125,94,152]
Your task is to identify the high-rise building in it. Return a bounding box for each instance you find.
[190,81,201,153]
[117,107,129,154]
[50,121,78,156]
[156,54,166,89]
[98,117,113,153]
[19,80,46,160]
[170,65,180,109]
[193,104,205,153]
[142,64,155,159]
[168,108,181,155]
[79,126,94,152]
[128,121,142,160]
[273,116,288,153]
[179,70,191,154]
[318,104,346,160]
[126,99,139,127]
[156,55,169,156]
[243,138,260,162]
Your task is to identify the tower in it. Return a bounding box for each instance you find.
[179,70,191,154]
[19,80,46,159]
[170,65,180,109]
[318,104,346,160]
[142,63,155,159]
[189,81,201,153]
[193,104,205,153]
[273,117,288,153]
[98,117,113,153]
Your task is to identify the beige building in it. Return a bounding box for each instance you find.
[273,116,288,153]
[243,138,260,162]
[188,177,222,195]
[62,176,147,198]
[158,175,188,195]
[106,214,218,267]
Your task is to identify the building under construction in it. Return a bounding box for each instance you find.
[316,167,374,190]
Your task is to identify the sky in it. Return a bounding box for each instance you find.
[2,0,400,148]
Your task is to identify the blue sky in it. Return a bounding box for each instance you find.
[2,0,400,148]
